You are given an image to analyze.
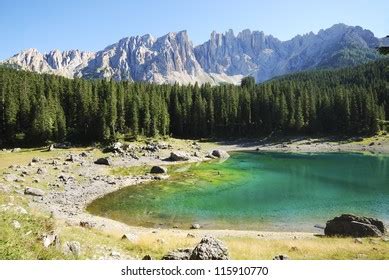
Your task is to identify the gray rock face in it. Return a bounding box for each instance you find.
[324,214,385,237]
[2,24,380,84]
[190,236,229,260]
[195,24,380,82]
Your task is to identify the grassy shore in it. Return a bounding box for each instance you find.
[1,135,389,260]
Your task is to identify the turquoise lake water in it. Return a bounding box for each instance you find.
[87,152,389,232]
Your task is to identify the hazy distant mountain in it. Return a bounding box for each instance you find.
[1,24,381,84]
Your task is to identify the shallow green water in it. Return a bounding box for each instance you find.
[87,152,389,232]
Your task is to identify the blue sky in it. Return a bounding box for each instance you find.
[0,0,388,60]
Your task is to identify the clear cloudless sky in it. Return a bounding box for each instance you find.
[0,0,388,60]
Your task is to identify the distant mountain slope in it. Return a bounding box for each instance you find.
[1,24,382,84]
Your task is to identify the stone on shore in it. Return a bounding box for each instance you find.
[190,223,201,229]
[273,254,289,260]
[42,232,59,248]
[24,187,45,197]
[324,214,385,237]
[169,151,190,161]
[150,166,167,174]
[190,236,229,260]
[94,158,111,165]
[211,149,230,159]
[161,248,193,260]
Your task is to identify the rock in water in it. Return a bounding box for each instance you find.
[161,248,193,260]
[150,166,167,174]
[94,158,111,165]
[211,149,230,159]
[169,151,190,161]
[324,214,385,237]
[24,187,45,197]
[190,236,229,260]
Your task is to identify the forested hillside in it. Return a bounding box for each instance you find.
[0,59,388,147]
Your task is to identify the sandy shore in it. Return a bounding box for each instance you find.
[2,134,389,241]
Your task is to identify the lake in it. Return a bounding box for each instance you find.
[87,152,389,232]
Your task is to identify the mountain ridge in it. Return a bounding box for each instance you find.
[1,24,383,84]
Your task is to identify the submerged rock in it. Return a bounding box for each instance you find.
[324,214,385,237]
[150,166,167,174]
[190,236,229,260]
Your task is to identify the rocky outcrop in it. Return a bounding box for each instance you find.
[161,236,229,260]
[324,214,385,237]
[2,24,380,84]
[190,236,229,260]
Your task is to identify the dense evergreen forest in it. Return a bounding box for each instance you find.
[0,59,388,147]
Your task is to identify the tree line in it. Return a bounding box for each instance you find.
[0,59,388,147]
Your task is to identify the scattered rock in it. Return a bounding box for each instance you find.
[187,233,196,238]
[169,151,190,161]
[104,142,125,154]
[121,233,138,243]
[156,238,165,244]
[354,238,363,244]
[190,236,229,260]
[65,241,81,256]
[42,232,59,248]
[382,237,389,242]
[24,187,45,197]
[369,142,375,146]
[11,148,21,153]
[324,214,385,237]
[37,167,47,175]
[273,254,289,260]
[94,158,111,165]
[110,251,121,258]
[211,149,230,159]
[162,248,193,260]
[142,255,152,260]
[190,223,201,229]
[150,166,167,174]
[79,220,96,229]
[12,220,21,229]
[48,144,55,151]
[31,157,41,163]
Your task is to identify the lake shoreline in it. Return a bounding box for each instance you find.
[2,134,389,246]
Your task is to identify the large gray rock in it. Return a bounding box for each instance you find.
[169,151,190,161]
[211,149,230,159]
[24,187,45,197]
[161,248,192,260]
[190,236,229,260]
[324,214,385,237]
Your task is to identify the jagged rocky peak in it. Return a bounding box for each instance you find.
[1,24,382,84]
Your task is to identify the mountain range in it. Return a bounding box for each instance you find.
[1,23,384,84]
